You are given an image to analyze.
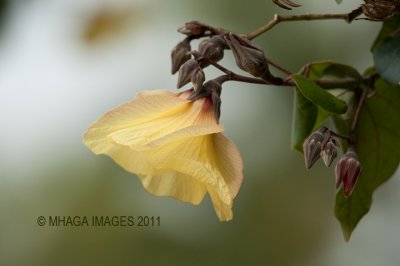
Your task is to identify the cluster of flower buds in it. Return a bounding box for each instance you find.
[303,127,362,198]
[171,25,229,91]
[361,0,400,21]
[171,20,285,123]
[303,127,337,169]
[171,22,232,125]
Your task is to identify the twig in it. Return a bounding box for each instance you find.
[215,74,269,85]
[266,58,293,75]
[247,13,354,40]
[351,87,368,132]
[194,54,273,85]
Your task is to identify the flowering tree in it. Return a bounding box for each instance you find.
[84,0,400,241]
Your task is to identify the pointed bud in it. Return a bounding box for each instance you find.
[178,21,207,36]
[191,67,205,91]
[224,33,269,77]
[321,137,338,167]
[177,59,199,88]
[303,128,328,169]
[198,35,227,64]
[335,151,362,198]
[171,40,191,74]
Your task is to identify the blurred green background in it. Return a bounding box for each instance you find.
[1,0,399,265]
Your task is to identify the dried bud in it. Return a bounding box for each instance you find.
[224,33,269,77]
[171,39,191,74]
[191,67,205,91]
[335,151,362,198]
[177,59,199,88]
[321,137,338,167]
[198,35,227,64]
[188,79,222,122]
[362,0,400,21]
[178,21,207,36]
[303,128,328,169]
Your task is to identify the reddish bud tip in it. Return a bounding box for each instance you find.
[321,137,338,167]
[303,128,328,169]
[335,151,362,198]
[187,79,222,122]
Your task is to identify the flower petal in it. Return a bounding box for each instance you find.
[212,133,244,198]
[84,90,222,152]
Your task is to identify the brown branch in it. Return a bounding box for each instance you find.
[351,87,368,132]
[247,13,354,40]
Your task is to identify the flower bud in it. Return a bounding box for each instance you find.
[178,21,207,36]
[198,35,227,64]
[303,128,328,169]
[224,33,269,77]
[177,59,199,88]
[335,151,362,198]
[191,67,205,91]
[171,39,191,74]
[321,137,338,167]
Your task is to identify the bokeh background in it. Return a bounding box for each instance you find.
[1,0,399,265]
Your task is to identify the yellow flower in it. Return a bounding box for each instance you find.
[83,89,243,221]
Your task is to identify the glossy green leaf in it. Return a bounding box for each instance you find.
[312,107,331,131]
[293,75,348,114]
[291,90,318,151]
[334,78,400,240]
[373,33,400,84]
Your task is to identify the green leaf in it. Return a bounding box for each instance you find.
[293,75,348,114]
[291,90,318,151]
[371,13,400,51]
[300,61,361,84]
[312,107,331,131]
[335,0,343,4]
[373,32,400,84]
[334,78,400,241]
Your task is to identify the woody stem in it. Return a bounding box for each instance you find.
[246,12,359,40]
[351,87,369,133]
